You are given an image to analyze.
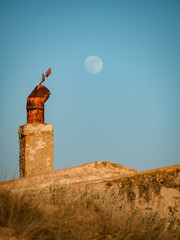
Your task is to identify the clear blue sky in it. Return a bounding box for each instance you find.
[0,0,180,180]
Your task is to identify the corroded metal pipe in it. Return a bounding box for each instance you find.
[26,68,51,123]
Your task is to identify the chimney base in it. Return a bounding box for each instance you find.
[18,123,54,177]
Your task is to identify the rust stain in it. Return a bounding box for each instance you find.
[26,68,51,123]
[46,68,51,77]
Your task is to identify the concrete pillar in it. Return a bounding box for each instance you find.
[18,123,54,177]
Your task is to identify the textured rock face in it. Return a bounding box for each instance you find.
[100,165,180,217]
[0,162,179,218]
[18,123,54,177]
[50,161,139,184]
[0,161,138,191]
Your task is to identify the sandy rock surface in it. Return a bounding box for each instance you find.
[0,161,179,218]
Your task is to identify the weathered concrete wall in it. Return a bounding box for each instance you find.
[18,123,54,177]
[0,162,179,218]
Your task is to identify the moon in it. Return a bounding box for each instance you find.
[84,56,103,74]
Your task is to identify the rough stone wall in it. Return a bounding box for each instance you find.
[18,123,54,177]
[0,162,179,218]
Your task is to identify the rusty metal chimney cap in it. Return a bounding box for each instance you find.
[27,85,51,99]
